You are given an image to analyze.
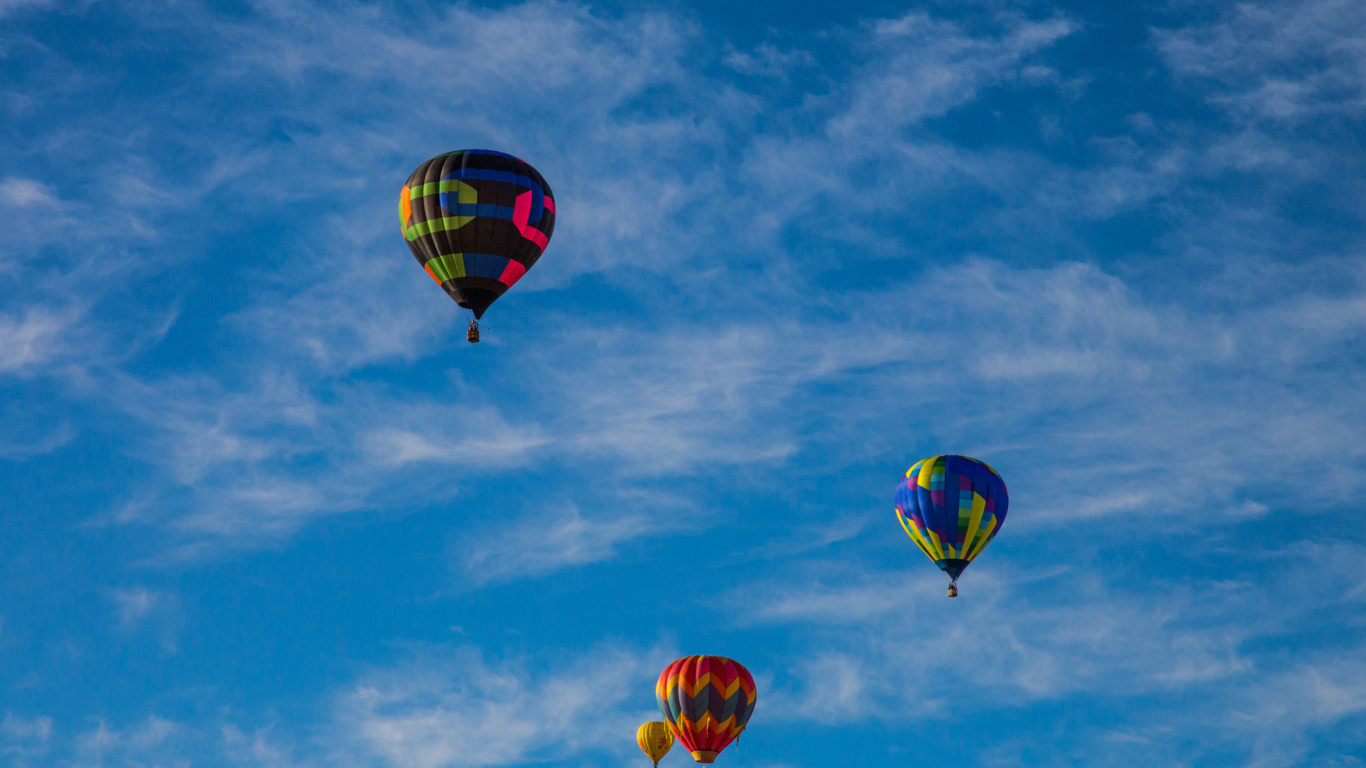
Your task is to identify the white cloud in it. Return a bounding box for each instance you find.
[0,307,80,376]
[1155,0,1366,122]
[840,12,1075,131]
[0,0,52,19]
[1,713,53,764]
[336,645,668,768]
[0,421,75,459]
[1231,658,1366,767]
[0,2,1093,551]
[538,325,810,472]
[220,724,304,768]
[111,372,315,489]
[196,0,726,289]
[359,398,547,471]
[107,586,184,652]
[737,11,1079,239]
[72,717,180,768]
[459,505,661,585]
[1,2,1360,587]
[90,250,1366,563]
[740,540,1366,765]
[2,0,1366,765]
[96,371,542,550]
[228,244,456,373]
[0,177,56,207]
[110,587,164,628]
[722,42,814,78]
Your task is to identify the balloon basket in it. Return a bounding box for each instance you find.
[467,321,480,344]
[947,582,958,598]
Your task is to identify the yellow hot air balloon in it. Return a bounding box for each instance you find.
[637,721,675,767]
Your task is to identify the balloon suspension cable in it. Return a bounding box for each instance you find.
[947,580,958,598]
[467,319,480,344]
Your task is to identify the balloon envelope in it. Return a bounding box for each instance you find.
[637,721,674,766]
[400,149,555,319]
[895,455,1009,583]
[656,655,755,764]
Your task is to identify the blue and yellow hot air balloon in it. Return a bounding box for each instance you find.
[895,455,1009,597]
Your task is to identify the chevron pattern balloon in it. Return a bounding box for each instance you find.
[656,655,756,764]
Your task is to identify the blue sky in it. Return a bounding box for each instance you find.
[2,0,1365,766]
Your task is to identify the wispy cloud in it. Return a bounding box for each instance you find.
[72,717,180,768]
[335,644,669,768]
[0,307,82,376]
[86,246,1366,562]
[0,421,75,459]
[108,586,182,652]
[1,713,52,766]
[459,504,662,585]
[742,540,1366,764]
[2,1,1100,556]
[220,723,306,768]
[0,177,55,208]
[722,41,815,79]
[96,371,544,551]
[4,0,1366,764]
[0,0,52,20]
[1155,0,1366,122]
[110,587,165,628]
[1229,657,1366,768]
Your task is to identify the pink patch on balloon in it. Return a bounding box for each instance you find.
[513,191,550,250]
[499,259,527,287]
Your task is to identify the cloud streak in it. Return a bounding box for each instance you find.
[336,644,669,768]
[3,2,1366,763]
[744,540,1366,765]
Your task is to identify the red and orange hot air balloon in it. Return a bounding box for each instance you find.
[656,655,756,764]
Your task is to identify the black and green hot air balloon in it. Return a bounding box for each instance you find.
[399,150,556,342]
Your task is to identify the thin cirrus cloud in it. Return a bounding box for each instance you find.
[109,586,165,629]
[0,713,53,767]
[458,504,664,586]
[0,0,49,22]
[0,177,56,209]
[70,717,181,768]
[334,644,673,768]
[18,0,1101,557]
[0,421,75,460]
[1153,0,1366,122]
[72,254,1366,555]
[205,0,730,283]
[0,1,1364,764]
[742,540,1366,766]
[0,307,81,375]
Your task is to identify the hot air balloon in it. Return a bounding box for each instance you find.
[895,454,1009,597]
[637,722,674,767]
[400,149,556,343]
[656,655,755,764]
